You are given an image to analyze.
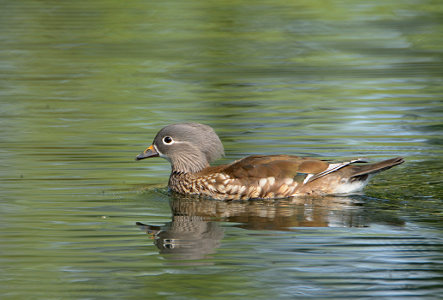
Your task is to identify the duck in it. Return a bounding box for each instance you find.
[136,122,404,200]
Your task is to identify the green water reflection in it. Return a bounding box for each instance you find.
[1,0,442,299]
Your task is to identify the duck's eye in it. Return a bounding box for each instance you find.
[163,136,173,144]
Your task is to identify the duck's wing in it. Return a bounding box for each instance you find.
[224,155,370,182]
[221,155,317,182]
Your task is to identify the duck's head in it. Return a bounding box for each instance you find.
[136,123,224,173]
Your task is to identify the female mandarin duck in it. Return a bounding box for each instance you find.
[136,123,404,200]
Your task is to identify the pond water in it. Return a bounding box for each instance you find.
[1,0,442,299]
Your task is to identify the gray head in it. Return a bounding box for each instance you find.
[136,123,224,173]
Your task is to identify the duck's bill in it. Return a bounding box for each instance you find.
[136,145,159,160]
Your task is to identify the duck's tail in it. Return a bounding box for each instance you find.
[329,157,404,194]
[348,157,405,178]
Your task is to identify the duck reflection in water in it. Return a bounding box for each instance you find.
[137,211,223,261]
[137,193,404,260]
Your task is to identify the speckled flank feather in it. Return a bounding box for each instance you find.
[169,170,301,200]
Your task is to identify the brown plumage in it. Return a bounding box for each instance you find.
[136,123,404,200]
